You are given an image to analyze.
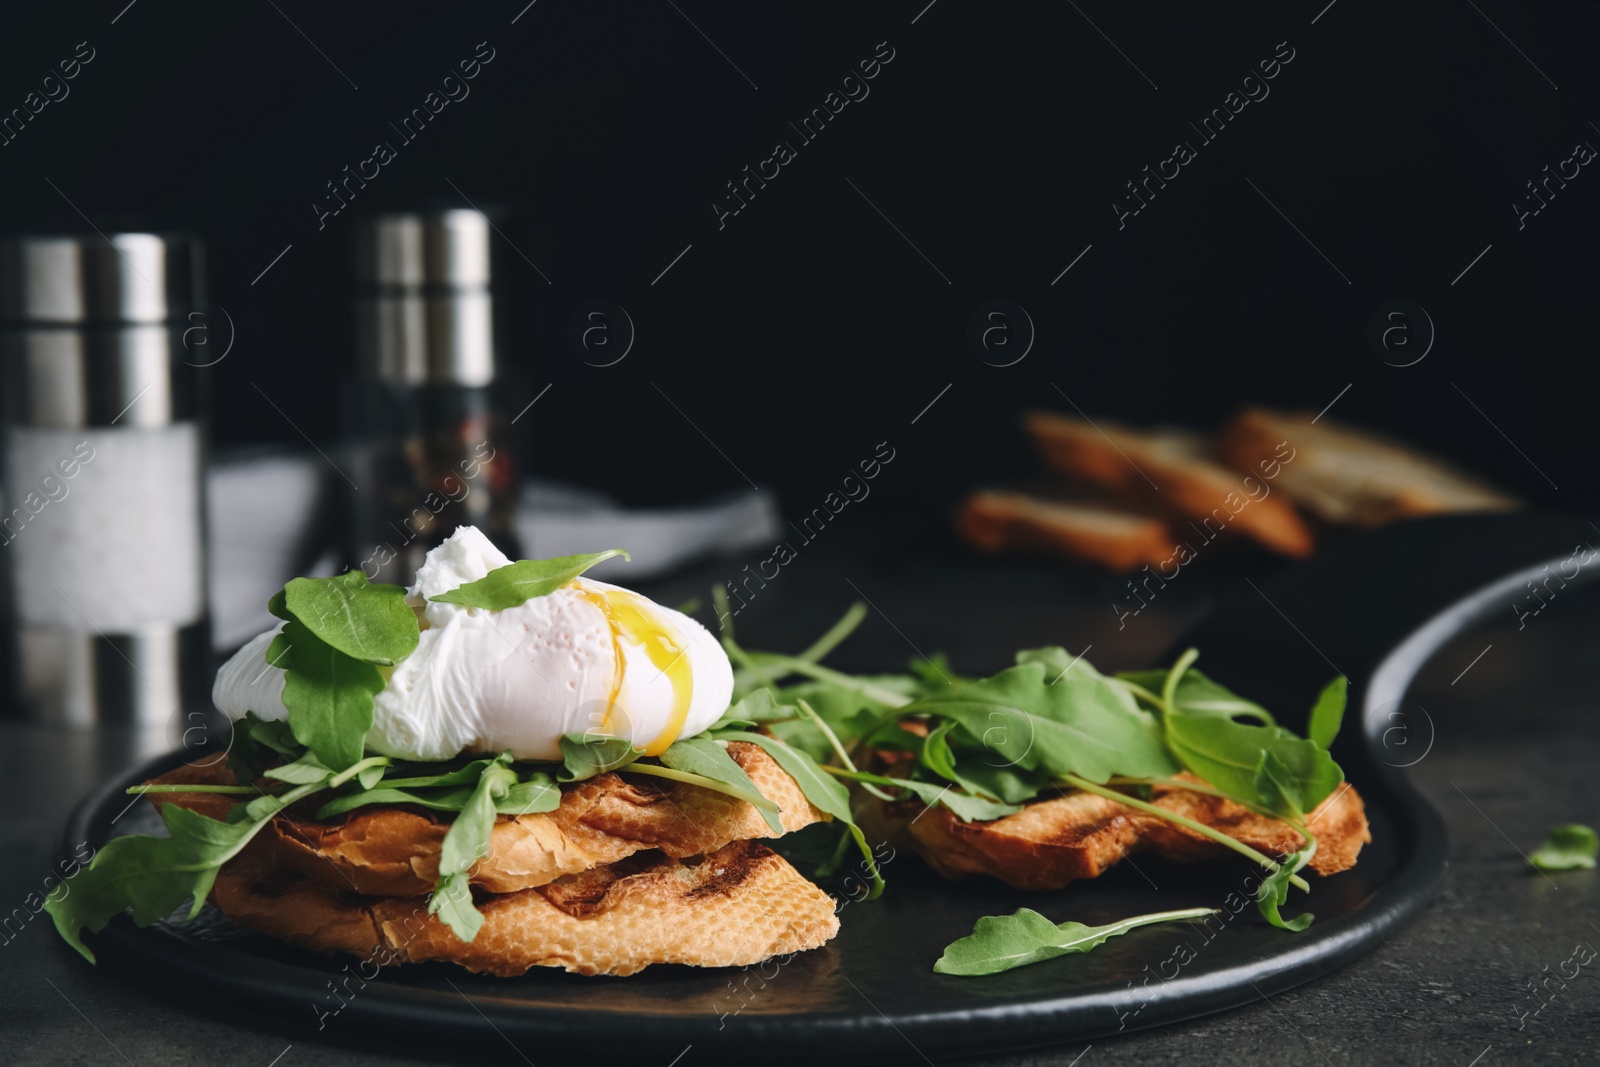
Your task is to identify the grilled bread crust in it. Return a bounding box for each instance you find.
[210,839,840,976]
[877,774,1369,891]
[146,741,826,897]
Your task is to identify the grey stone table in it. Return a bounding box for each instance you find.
[3,545,1597,1066]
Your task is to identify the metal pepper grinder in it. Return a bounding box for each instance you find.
[346,209,518,585]
[0,232,211,740]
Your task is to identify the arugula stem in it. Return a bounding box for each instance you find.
[1101,906,1221,932]
[723,637,761,673]
[724,633,782,696]
[1059,773,1311,892]
[1161,648,1201,720]
[621,762,782,813]
[795,699,857,770]
[760,658,913,708]
[1113,679,1166,709]
[1296,829,1318,868]
[711,583,736,640]
[818,764,911,790]
[1110,774,1267,808]
[815,821,856,877]
[1107,776,1322,852]
[797,698,897,801]
[328,755,391,789]
[125,784,261,795]
[792,603,869,665]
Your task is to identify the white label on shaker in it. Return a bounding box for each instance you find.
[4,424,204,630]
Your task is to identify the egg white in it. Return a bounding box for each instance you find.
[211,527,733,761]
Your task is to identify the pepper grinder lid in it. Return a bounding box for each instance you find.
[354,209,495,387]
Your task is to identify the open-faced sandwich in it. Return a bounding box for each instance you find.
[47,528,856,976]
[48,528,1369,979]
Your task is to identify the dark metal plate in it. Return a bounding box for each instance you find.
[61,513,1591,1062]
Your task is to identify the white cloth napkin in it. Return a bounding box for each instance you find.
[207,450,779,651]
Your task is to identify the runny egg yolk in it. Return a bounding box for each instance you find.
[573,583,694,756]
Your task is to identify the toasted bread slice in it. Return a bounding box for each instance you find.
[210,839,840,976]
[875,774,1368,891]
[1024,411,1316,557]
[1217,408,1518,526]
[1136,778,1369,875]
[146,741,826,897]
[958,490,1180,572]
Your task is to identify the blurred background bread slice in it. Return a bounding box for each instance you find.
[1023,412,1316,557]
[957,406,1520,572]
[1218,408,1519,527]
[958,490,1178,572]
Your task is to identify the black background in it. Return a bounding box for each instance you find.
[2,0,1593,520]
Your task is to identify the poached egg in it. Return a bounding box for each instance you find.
[212,526,734,761]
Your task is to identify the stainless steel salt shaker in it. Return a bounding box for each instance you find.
[0,232,211,737]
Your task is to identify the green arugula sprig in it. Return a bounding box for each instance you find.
[45,748,344,961]
[934,906,1219,976]
[428,549,629,609]
[713,601,1351,935]
[268,571,419,772]
[1528,824,1598,871]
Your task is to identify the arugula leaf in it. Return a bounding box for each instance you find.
[261,750,334,785]
[226,712,302,785]
[919,720,1013,803]
[903,658,1179,783]
[378,755,507,790]
[428,755,518,942]
[713,675,908,763]
[1529,824,1598,871]
[1306,676,1347,749]
[429,874,480,945]
[1164,713,1342,814]
[497,775,561,816]
[278,623,386,772]
[623,762,784,815]
[557,733,641,781]
[429,550,630,609]
[829,764,1022,822]
[317,786,475,817]
[919,785,1022,822]
[658,736,783,833]
[716,730,885,898]
[281,571,418,665]
[44,775,332,962]
[934,906,1219,976]
[715,732,850,821]
[909,652,966,691]
[711,688,797,729]
[1252,750,1304,820]
[249,573,418,776]
[315,772,560,821]
[1256,845,1315,931]
[933,755,1054,805]
[1117,668,1275,726]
